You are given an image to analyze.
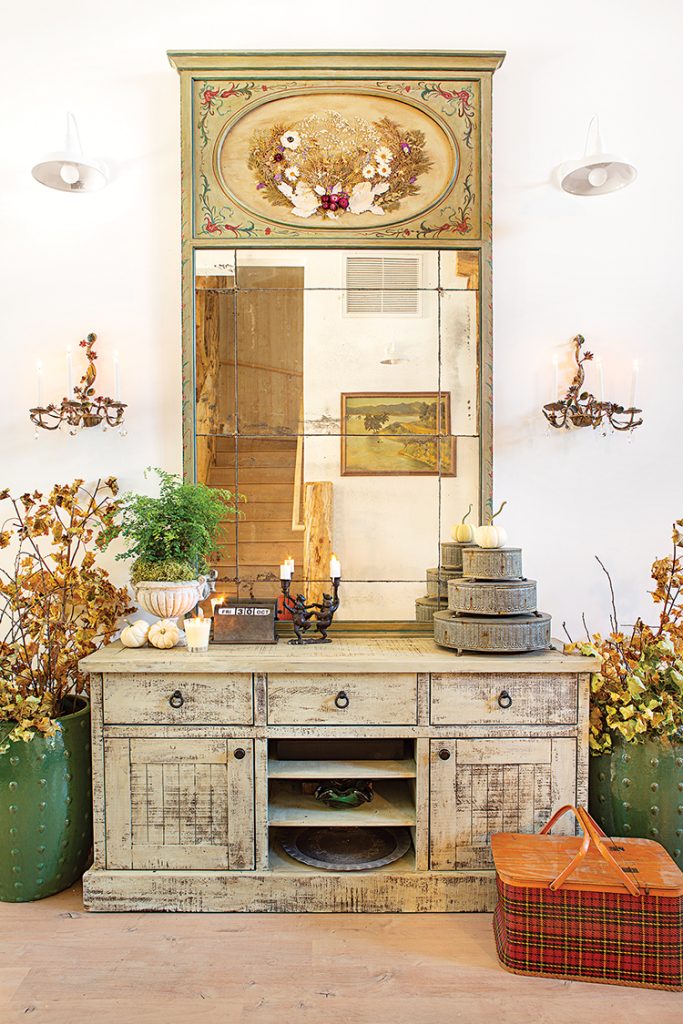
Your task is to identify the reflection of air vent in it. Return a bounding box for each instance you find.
[344,255,422,316]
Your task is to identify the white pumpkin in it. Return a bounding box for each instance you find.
[148,618,181,649]
[476,523,508,548]
[476,501,508,549]
[120,620,150,648]
[451,503,476,543]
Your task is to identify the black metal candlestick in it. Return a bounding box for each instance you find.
[280,577,341,644]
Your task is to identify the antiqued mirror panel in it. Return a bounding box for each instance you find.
[194,248,481,622]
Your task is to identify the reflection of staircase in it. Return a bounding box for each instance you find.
[208,438,304,594]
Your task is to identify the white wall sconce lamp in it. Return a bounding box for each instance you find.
[558,116,637,196]
[31,113,108,193]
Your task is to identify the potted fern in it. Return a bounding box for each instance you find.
[108,468,241,618]
[567,520,683,865]
[0,478,132,901]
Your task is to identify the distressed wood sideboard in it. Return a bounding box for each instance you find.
[80,638,598,912]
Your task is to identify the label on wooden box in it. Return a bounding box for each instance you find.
[212,600,278,644]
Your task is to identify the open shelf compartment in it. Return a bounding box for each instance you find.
[265,738,418,870]
[269,778,416,827]
[268,835,416,873]
[268,758,417,779]
[267,737,416,781]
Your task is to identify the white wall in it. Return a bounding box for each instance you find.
[2,0,681,636]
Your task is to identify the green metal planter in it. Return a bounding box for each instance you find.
[589,734,683,866]
[0,697,92,902]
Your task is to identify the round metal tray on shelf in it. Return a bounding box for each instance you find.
[448,577,537,616]
[433,610,552,653]
[426,566,462,598]
[462,546,523,581]
[439,541,476,571]
[415,596,448,622]
[279,826,412,871]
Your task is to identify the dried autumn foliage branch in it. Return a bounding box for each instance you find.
[0,478,134,745]
[566,520,683,754]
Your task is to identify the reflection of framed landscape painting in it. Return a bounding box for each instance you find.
[340,392,456,477]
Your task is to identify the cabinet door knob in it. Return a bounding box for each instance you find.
[334,690,350,709]
[234,747,246,760]
[438,748,451,761]
[497,690,513,709]
[169,690,184,709]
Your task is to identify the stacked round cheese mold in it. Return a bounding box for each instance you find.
[433,546,552,653]
[415,541,475,622]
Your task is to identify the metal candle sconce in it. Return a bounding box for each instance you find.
[542,335,643,432]
[30,333,127,437]
[280,577,341,644]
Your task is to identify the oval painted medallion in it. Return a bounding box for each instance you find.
[215,91,458,229]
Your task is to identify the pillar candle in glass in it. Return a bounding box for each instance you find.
[185,612,212,652]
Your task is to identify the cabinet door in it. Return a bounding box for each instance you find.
[104,738,254,870]
[429,738,576,870]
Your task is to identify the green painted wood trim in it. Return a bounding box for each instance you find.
[168,51,507,73]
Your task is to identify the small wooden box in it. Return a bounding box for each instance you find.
[212,600,278,644]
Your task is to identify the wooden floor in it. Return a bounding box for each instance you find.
[1,884,680,1023]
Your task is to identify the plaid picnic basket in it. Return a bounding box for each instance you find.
[491,804,683,990]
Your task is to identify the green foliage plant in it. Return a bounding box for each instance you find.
[107,468,242,580]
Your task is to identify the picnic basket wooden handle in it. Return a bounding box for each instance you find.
[576,806,641,898]
[541,805,641,898]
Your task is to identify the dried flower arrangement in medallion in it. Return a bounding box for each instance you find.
[214,92,458,231]
[248,110,432,220]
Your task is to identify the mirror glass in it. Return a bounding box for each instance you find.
[194,248,481,622]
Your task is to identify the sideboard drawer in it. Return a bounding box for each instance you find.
[103,673,253,725]
[430,673,578,726]
[267,673,418,725]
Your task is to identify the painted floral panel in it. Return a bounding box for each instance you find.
[192,78,481,243]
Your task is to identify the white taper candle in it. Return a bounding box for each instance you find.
[630,359,639,408]
[595,357,604,402]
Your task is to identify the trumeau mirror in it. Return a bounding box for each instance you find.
[169,51,505,630]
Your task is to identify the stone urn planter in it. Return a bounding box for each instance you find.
[0,697,92,902]
[589,734,683,867]
[133,574,215,619]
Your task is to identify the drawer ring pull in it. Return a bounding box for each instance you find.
[169,690,184,709]
[497,690,513,709]
[334,690,350,710]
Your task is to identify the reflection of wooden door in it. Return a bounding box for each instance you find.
[194,266,304,437]
[199,266,305,596]
[104,738,255,870]
[429,738,576,870]
[236,267,304,435]
[195,274,236,435]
